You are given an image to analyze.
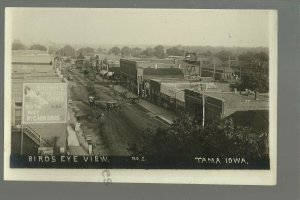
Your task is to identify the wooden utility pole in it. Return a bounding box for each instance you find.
[199,61,202,77]
[213,57,216,80]
[202,94,205,128]
[137,76,140,97]
[239,65,242,80]
[187,66,192,80]
[21,124,23,155]
[226,55,230,80]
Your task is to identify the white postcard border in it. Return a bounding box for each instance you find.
[4,8,277,185]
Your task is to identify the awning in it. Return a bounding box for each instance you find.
[74,111,87,118]
[106,72,114,77]
[100,70,108,76]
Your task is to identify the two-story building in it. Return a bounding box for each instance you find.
[11,51,68,155]
[120,58,184,96]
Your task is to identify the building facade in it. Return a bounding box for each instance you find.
[11,51,67,155]
[120,58,184,96]
[184,88,269,131]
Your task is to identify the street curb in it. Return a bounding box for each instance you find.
[135,102,173,125]
[134,102,150,113]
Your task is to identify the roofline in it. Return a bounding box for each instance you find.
[12,62,52,65]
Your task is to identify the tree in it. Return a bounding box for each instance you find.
[29,44,47,51]
[154,45,165,58]
[215,50,232,62]
[141,47,154,57]
[121,46,131,57]
[239,73,269,99]
[166,46,185,56]
[96,47,106,54]
[238,51,269,63]
[254,52,269,62]
[95,55,100,69]
[203,50,213,57]
[57,45,76,57]
[238,51,255,62]
[12,41,27,50]
[77,47,94,56]
[83,60,90,70]
[129,113,269,160]
[222,118,268,159]
[129,113,203,156]
[109,47,121,55]
[77,52,85,59]
[131,47,142,57]
[48,46,57,55]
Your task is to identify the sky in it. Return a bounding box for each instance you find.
[7,8,273,47]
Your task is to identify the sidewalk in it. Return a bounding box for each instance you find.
[67,106,89,155]
[113,85,177,124]
[68,146,88,155]
[138,99,177,124]
[113,85,138,98]
[67,125,80,146]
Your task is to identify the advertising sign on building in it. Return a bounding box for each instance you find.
[22,83,68,124]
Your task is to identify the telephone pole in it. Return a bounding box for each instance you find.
[213,57,216,80]
[239,65,242,80]
[202,94,205,128]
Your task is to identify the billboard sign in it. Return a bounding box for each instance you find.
[22,83,68,124]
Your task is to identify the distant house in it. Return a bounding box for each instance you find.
[201,61,235,80]
[224,59,269,79]
[180,53,235,81]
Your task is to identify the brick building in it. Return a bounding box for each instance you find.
[149,79,218,113]
[120,58,184,96]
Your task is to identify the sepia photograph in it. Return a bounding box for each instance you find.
[4,8,277,184]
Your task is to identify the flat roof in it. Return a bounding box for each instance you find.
[143,68,183,76]
[12,54,52,64]
[150,78,188,83]
[186,88,269,110]
[202,91,268,102]
[121,58,176,64]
